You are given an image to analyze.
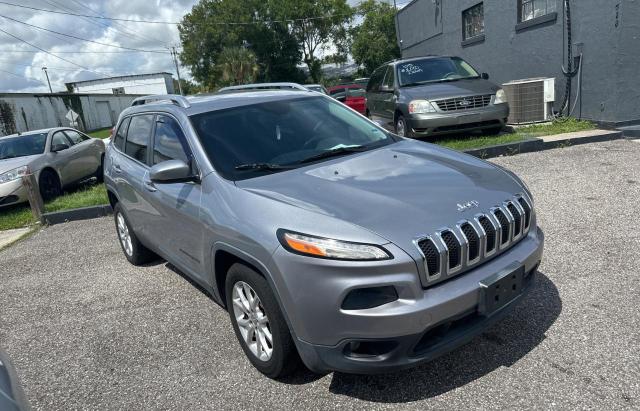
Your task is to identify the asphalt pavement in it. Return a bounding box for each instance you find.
[0,140,638,410]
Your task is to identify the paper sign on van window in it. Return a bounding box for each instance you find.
[399,64,423,75]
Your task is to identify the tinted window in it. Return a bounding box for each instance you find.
[113,117,130,151]
[125,115,153,163]
[153,116,190,165]
[51,131,71,150]
[0,133,47,160]
[190,96,395,181]
[397,57,480,86]
[367,67,386,92]
[382,66,394,89]
[347,88,366,98]
[64,130,88,145]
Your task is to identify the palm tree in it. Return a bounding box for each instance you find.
[217,47,259,86]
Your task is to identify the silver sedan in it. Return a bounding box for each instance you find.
[0,127,105,207]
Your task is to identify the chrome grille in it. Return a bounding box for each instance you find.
[414,194,533,284]
[434,94,492,111]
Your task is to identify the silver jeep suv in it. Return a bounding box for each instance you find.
[104,91,543,378]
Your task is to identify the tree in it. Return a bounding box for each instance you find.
[217,47,259,86]
[178,0,304,88]
[273,0,354,82]
[351,0,400,76]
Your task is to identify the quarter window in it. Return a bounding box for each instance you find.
[152,116,190,165]
[124,115,153,164]
[462,3,484,41]
[113,117,130,151]
[64,130,88,145]
[519,0,556,22]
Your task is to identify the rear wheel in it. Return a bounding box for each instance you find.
[113,203,156,265]
[226,263,300,378]
[38,169,61,201]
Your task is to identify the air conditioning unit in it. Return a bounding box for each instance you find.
[502,78,555,124]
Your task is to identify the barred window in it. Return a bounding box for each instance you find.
[519,0,556,22]
[462,3,484,41]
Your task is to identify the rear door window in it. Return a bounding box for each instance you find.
[367,67,386,92]
[125,115,153,164]
[152,115,190,165]
[64,130,89,145]
[113,117,130,151]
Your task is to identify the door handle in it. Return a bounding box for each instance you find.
[113,164,122,173]
[143,178,157,192]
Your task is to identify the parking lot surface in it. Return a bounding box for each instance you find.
[1,140,639,410]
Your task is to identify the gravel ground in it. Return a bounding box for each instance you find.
[1,140,639,410]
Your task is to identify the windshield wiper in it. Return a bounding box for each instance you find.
[297,145,368,164]
[234,162,295,171]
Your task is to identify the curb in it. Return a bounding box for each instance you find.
[463,130,624,159]
[41,205,113,226]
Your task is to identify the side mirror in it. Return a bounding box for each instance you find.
[51,143,69,152]
[481,73,490,80]
[149,160,197,184]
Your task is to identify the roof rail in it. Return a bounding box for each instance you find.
[218,82,310,93]
[131,94,191,108]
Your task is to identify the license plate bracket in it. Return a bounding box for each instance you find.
[479,266,524,315]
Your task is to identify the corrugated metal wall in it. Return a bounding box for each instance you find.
[0,93,138,136]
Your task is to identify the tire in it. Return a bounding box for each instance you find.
[484,126,504,136]
[226,263,301,378]
[96,155,105,183]
[38,169,62,201]
[113,203,156,265]
[395,114,413,138]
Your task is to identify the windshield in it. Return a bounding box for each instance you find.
[397,57,480,87]
[0,133,47,160]
[190,96,396,180]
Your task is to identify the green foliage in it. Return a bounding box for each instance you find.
[88,128,112,139]
[217,47,259,86]
[179,0,305,89]
[351,0,400,76]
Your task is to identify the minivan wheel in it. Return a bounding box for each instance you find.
[395,115,412,138]
[226,263,300,378]
[113,203,156,265]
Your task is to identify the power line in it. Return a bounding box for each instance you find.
[0,68,46,85]
[0,13,170,53]
[0,50,173,54]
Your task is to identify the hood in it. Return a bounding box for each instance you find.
[0,155,38,175]
[400,79,500,101]
[236,140,525,251]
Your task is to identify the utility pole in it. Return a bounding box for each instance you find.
[42,66,53,93]
[170,46,184,95]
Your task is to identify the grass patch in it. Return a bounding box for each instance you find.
[434,118,596,151]
[0,182,108,231]
[88,128,112,139]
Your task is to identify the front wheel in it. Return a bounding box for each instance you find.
[38,169,61,201]
[113,203,156,265]
[395,115,413,138]
[226,263,301,378]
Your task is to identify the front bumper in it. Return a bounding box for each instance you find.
[408,103,509,136]
[0,179,28,208]
[271,226,543,374]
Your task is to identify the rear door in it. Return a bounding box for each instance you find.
[366,66,386,119]
[139,114,204,278]
[378,65,397,126]
[116,114,154,236]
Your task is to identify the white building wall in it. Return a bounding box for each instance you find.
[72,74,174,95]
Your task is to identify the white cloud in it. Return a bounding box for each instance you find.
[0,0,198,92]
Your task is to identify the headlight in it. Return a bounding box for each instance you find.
[408,100,437,114]
[278,230,391,261]
[494,89,507,104]
[0,165,28,184]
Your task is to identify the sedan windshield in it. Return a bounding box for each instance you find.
[0,133,47,160]
[397,57,480,87]
[190,96,396,180]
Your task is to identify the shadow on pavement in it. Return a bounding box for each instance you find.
[326,271,561,402]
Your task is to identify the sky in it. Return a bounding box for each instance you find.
[0,0,398,93]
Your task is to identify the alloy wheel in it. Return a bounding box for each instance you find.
[396,118,406,137]
[116,213,133,256]
[232,281,273,362]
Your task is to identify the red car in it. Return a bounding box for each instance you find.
[328,84,367,115]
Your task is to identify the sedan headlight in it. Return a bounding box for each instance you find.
[494,89,507,104]
[408,100,437,114]
[278,230,391,261]
[0,165,28,184]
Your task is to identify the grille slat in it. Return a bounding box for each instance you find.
[518,197,532,229]
[440,231,461,269]
[460,223,479,261]
[435,94,492,111]
[507,202,522,237]
[417,238,440,277]
[478,216,496,253]
[493,209,510,244]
